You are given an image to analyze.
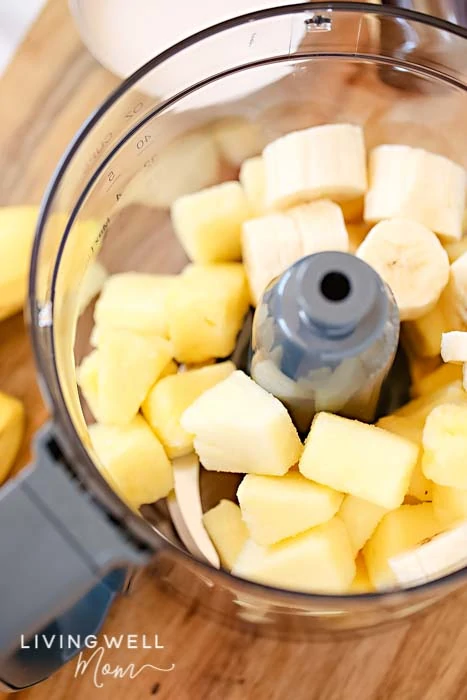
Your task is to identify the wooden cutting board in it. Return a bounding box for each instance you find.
[1,1,467,698]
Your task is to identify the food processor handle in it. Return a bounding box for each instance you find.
[0,424,148,691]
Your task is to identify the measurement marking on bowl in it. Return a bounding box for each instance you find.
[104,170,121,192]
[305,12,332,32]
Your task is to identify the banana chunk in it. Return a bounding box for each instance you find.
[167,453,220,568]
[242,200,349,305]
[357,218,450,321]
[263,124,367,210]
[451,252,467,323]
[364,145,465,241]
[389,522,467,587]
[239,156,266,216]
[441,331,467,364]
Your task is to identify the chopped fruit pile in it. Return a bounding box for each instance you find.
[76,121,467,596]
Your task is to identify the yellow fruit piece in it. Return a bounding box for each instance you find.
[171,181,251,263]
[237,472,343,546]
[0,206,38,319]
[160,360,178,378]
[339,495,387,555]
[95,273,177,337]
[77,350,100,420]
[432,483,467,528]
[413,363,463,397]
[363,503,440,590]
[394,380,467,421]
[422,403,467,489]
[376,415,432,501]
[181,370,302,476]
[98,331,173,426]
[89,415,173,509]
[349,554,374,594]
[168,263,250,363]
[0,391,25,484]
[77,261,108,315]
[142,361,235,458]
[212,118,264,167]
[202,499,249,570]
[299,412,418,509]
[232,516,356,594]
[239,156,266,216]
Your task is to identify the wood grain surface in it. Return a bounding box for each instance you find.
[1,1,467,698]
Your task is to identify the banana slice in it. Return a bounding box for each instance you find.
[263,124,367,210]
[239,156,266,216]
[451,252,467,323]
[441,331,467,364]
[389,523,467,587]
[242,200,349,305]
[357,218,450,321]
[167,453,220,568]
[364,145,465,241]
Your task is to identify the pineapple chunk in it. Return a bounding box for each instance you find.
[0,391,25,484]
[77,261,108,315]
[168,263,250,363]
[160,360,178,378]
[239,156,266,216]
[77,350,101,420]
[171,182,251,263]
[349,554,374,593]
[89,415,173,509]
[363,503,440,589]
[232,517,355,594]
[338,495,387,555]
[376,414,432,501]
[299,413,418,509]
[94,273,177,337]
[203,500,249,570]
[212,118,264,167]
[412,363,462,397]
[422,403,467,488]
[0,206,38,319]
[142,361,235,458]
[98,331,173,425]
[432,483,467,527]
[394,380,467,420]
[181,371,302,476]
[237,472,343,546]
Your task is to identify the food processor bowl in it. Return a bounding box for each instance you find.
[2,2,467,689]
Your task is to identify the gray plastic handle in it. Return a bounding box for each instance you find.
[0,424,148,662]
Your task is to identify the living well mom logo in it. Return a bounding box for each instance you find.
[21,634,176,688]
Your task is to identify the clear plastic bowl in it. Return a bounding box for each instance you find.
[30,3,467,637]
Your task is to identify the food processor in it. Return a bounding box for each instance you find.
[0,1,467,692]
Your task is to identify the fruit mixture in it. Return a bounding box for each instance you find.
[75,122,467,596]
